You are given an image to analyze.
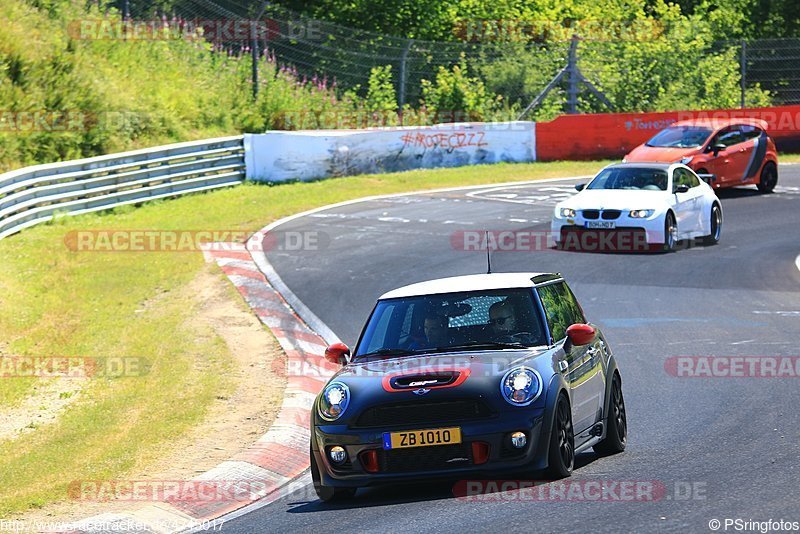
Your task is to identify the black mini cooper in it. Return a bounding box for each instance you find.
[311,272,627,501]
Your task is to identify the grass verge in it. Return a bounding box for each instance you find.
[0,158,605,515]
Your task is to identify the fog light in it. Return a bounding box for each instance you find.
[329,446,347,464]
[510,431,527,449]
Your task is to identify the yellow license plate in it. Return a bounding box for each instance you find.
[382,427,462,450]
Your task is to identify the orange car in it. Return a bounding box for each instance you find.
[624,118,779,192]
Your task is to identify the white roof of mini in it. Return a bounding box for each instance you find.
[380,272,558,299]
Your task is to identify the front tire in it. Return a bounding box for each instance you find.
[545,394,574,479]
[757,162,778,193]
[311,446,356,502]
[702,204,722,246]
[663,212,677,253]
[594,374,627,456]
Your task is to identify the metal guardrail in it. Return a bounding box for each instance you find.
[0,136,246,240]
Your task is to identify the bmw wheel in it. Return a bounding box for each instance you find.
[594,374,627,455]
[545,394,574,479]
[757,162,778,193]
[663,212,677,253]
[311,446,356,502]
[702,204,722,246]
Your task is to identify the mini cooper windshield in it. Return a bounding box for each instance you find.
[354,288,548,360]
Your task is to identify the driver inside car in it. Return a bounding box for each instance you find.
[489,301,517,337]
[423,314,449,348]
[488,300,539,344]
[406,312,450,350]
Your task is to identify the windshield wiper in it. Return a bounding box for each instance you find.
[432,341,528,352]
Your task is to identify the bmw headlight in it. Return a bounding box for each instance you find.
[679,156,693,165]
[500,367,542,406]
[318,382,350,421]
[629,209,655,218]
[559,207,576,218]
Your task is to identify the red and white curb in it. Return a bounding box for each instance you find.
[62,243,334,533]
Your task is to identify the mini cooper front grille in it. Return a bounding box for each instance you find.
[353,400,493,428]
[582,209,599,219]
[601,210,621,220]
[379,444,474,473]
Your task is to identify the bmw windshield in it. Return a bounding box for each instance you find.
[587,167,668,191]
[354,288,548,360]
[645,126,713,148]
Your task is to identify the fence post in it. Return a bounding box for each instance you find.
[566,35,580,114]
[740,39,747,108]
[398,40,412,125]
[252,23,260,100]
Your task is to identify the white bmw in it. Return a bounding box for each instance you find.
[551,163,723,252]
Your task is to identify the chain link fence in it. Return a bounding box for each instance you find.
[123,0,800,121]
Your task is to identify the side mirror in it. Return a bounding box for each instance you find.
[674,184,690,194]
[566,323,596,347]
[710,143,725,156]
[575,183,585,192]
[324,342,350,365]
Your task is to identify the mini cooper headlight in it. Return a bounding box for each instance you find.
[500,367,542,406]
[629,209,654,218]
[559,208,576,218]
[318,382,350,421]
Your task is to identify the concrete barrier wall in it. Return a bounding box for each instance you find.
[536,105,800,161]
[244,122,536,182]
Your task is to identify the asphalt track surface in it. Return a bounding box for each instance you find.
[225,165,800,533]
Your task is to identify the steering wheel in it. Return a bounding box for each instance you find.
[505,331,533,343]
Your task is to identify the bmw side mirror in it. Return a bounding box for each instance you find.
[325,343,351,365]
[575,183,585,192]
[710,143,725,156]
[674,184,690,194]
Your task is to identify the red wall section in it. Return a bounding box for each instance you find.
[535,105,800,161]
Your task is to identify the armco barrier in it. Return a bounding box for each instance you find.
[536,105,800,161]
[0,136,245,240]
